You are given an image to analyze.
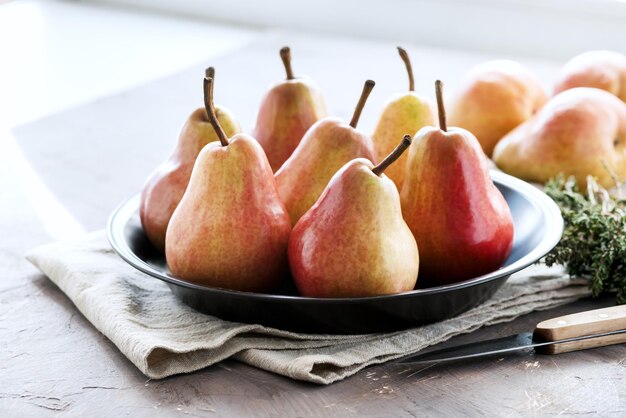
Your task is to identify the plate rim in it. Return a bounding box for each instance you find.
[107,170,563,304]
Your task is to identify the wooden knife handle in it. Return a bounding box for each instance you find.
[533,305,626,354]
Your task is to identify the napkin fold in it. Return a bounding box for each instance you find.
[26,231,591,384]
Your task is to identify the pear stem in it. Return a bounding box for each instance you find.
[372,134,412,176]
[205,67,216,112]
[435,80,447,132]
[280,47,295,80]
[203,76,229,146]
[397,47,414,92]
[350,80,375,128]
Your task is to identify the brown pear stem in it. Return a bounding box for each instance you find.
[435,80,447,132]
[372,134,412,176]
[203,77,229,146]
[397,47,414,92]
[280,47,295,80]
[350,80,375,128]
[205,67,215,111]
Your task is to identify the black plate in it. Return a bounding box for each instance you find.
[107,170,563,334]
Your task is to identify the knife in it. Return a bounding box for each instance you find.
[398,305,626,365]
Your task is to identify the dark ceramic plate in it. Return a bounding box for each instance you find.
[107,170,563,334]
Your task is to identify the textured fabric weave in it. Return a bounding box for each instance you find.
[26,231,591,384]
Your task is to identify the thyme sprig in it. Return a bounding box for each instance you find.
[544,176,626,303]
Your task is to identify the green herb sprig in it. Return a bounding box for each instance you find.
[544,176,626,303]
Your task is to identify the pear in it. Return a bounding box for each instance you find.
[289,135,419,298]
[401,81,514,286]
[140,68,241,251]
[275,80,377,225]
[553,50,626,102]
[493,87,626,188]
[448,60,547,157]
[165,76,291,292]
[252,46,327,172]
[371,47,434,188]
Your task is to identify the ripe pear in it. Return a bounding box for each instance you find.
[252,46,327,171]
[493,87,626,188]
[371,47,434,188]
[165,76,291,292]
[401,81,514,286]
[553,50,626,102]
[448,60,547,157]
[140,68,241,251]
[289,135,419,298]
[275,80,377,225]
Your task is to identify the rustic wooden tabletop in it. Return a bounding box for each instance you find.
[1,33,625,416]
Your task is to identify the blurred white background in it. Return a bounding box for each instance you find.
[2,0,626,130]
[0,0,255,128]
[95,0,626,59]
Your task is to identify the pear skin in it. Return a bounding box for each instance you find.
[140,69,241,252]
[252,47,327,171]
[165,76,291,292]
[372,47,434,188]
[448,60,547,157]
[275,118,375,225]
[372,94,434,188]
[275,81,377,225]
[166,134,291,292]
[289,139,419,298]
[493,87,626,188]
[401,81,514,286]
[553,50,626,102]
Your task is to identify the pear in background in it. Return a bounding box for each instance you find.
[402,81,514,286]
[493,87,626,188]
[371,47,434,188]
[448,60,547,157]
[553,50,626,102]
[252,46,327,171]
[289,135,419,298]
[275,80,377,225]
[166,76,291,292]
[140,68,241,251]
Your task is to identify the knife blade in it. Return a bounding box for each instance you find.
[398,304,626,365]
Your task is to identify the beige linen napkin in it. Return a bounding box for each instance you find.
[26,231,591,385]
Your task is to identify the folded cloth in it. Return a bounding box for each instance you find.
[26,231,591,385]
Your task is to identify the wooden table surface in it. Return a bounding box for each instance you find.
[2,33,625,416]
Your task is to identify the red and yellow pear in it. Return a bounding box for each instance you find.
[371,47,434,188]
[493,87,626,188]
[448,60,547,157]
[275,80,377,225]
[289,135,419,298]
[401,81,514,286]
[553,50,626,102]
[252,46,327,171]
[165,76,291,292]
[140,68,241,251]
